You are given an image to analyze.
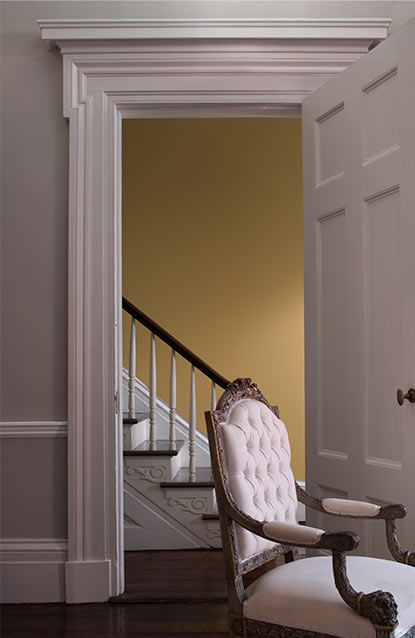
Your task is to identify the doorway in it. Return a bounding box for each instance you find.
[43,17,388,601]
[120,117,305,569]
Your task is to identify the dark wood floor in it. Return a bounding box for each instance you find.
[119,548,228,602]
[1,599,230,637]
[1,550,231,637]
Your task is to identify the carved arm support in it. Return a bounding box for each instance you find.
[386,519,415,566]
[332,551,398,633]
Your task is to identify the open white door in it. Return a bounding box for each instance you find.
[303,18,415,557]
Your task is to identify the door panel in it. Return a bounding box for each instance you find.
[303,18,415,557]
[317,210,348,460]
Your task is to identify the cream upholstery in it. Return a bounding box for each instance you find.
[322,498,381,517]
[263,520,324,545]
[244,556,415,638]
[221,399,297,559]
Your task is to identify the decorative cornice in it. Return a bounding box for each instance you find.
[38,18,391,50]
[0,421,68,438]
[38,18,390,112]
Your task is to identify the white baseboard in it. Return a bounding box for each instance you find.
[0,539,111,603]
[0,561,66,603]
[65,560,111,603]
[0,537,68,603]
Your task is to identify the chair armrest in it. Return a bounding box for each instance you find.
[322,498,380,517]
[296,482,406,520]
[263,521,323,545]
[322,498,407,519]
[263,520,359,552]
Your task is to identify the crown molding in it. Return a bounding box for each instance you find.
[38,17,390,51]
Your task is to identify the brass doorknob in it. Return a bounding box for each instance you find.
[397,388,415,406]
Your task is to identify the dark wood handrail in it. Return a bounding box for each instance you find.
[122,297,230,389]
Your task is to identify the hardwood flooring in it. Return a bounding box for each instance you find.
[1,600,230,637]
[1,550,230,637]
[118,549,228,602]
[1,549,285,636]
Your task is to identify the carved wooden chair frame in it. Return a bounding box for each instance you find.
[205,378,414,638]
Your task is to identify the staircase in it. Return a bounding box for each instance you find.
[121,298,305,550]
[122,297,227,550]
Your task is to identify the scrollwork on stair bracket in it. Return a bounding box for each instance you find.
[125,465,166,482]
[167,497,207,515]
[207,529,221,539]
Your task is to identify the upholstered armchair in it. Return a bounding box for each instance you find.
[205,378,415,638]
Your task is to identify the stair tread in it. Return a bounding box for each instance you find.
[161,466,214,488]
[124,439,184,457]
[202,513,219,520]
[123,411,148,421]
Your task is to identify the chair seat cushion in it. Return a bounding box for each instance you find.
[244,556,415,638]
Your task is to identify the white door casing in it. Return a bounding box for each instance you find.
[38,18,389,602]
[303,18,415,556]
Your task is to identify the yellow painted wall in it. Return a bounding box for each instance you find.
[122,118,304,479]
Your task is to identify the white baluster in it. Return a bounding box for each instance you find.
[169,350,177,451]
[210,381,216,412]
[128,317,136,420]
[149,333,157,451]
[189,365,196,482]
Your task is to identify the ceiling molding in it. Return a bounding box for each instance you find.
[38,17,390,51]
[38,18,391,106]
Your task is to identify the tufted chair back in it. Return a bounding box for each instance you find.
[206,378,298,571]
[221,397,298,560]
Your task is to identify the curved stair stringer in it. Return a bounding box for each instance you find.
[124,460,221,549]
[124,482,210,550]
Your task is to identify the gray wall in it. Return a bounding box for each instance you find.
[1,0,415,540]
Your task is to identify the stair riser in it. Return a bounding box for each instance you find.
[123,416,149,451]
[122,370,210,467]
[124,445,184,482]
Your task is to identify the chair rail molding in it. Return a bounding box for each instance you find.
[38,17,389,603]
[0,421,68,438]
